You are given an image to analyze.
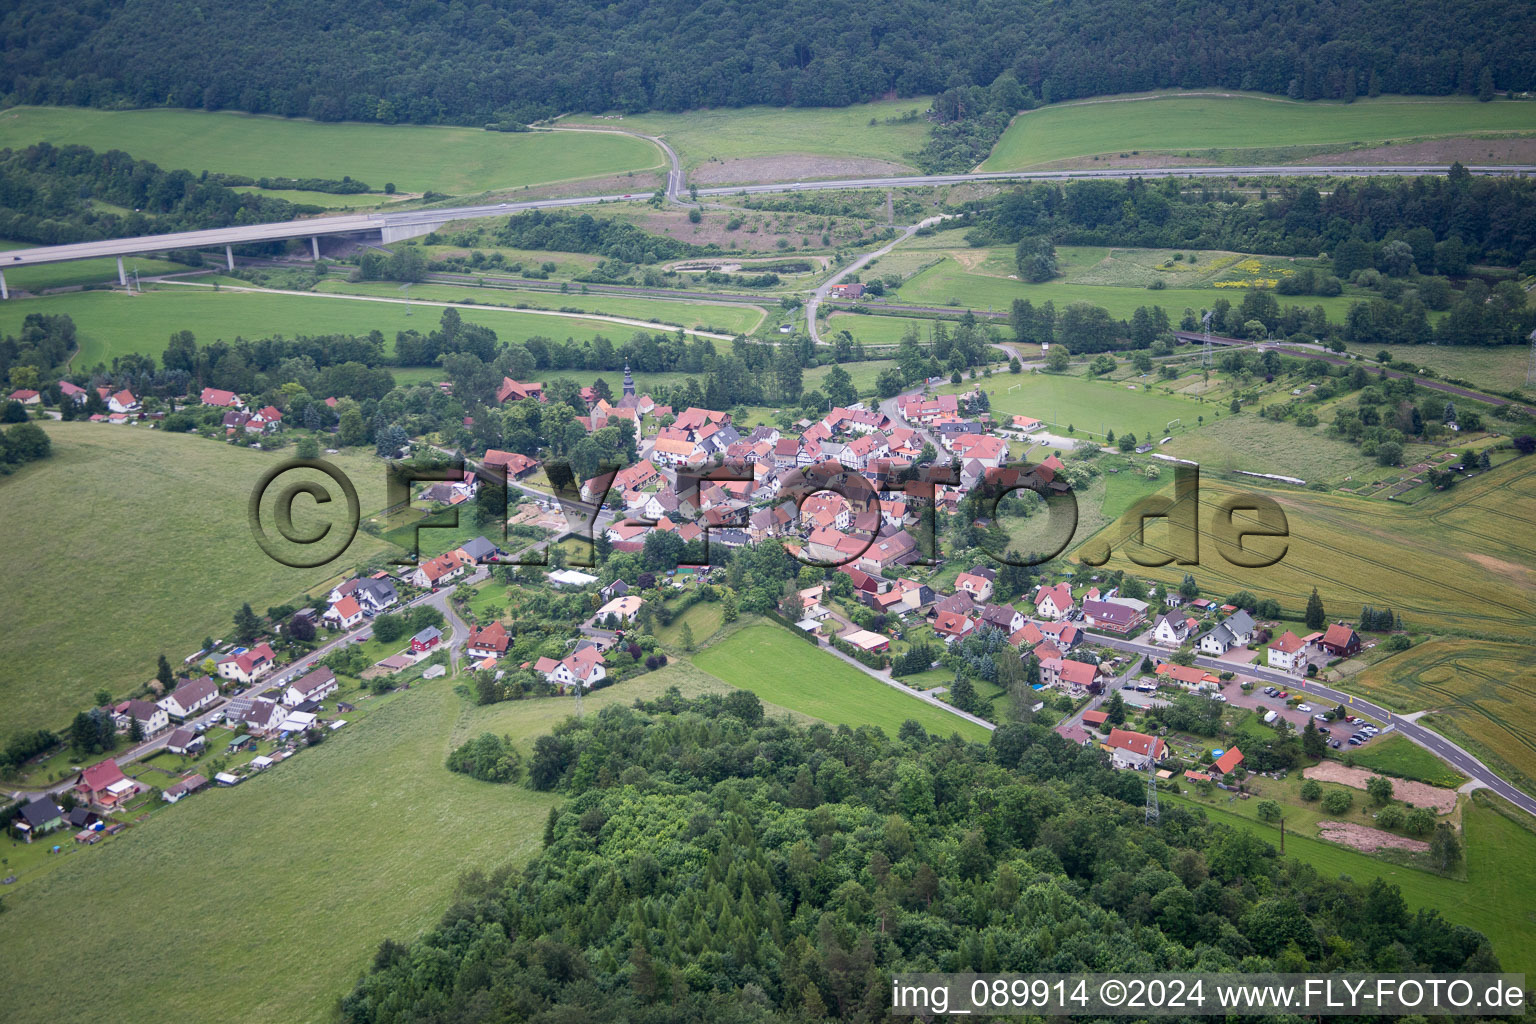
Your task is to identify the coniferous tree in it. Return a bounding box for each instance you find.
[1305,587,1326,631]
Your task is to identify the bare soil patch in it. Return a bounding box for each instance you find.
[1466,551,1536,588]
[1304,761,1458,813]
[1317,820,1430,853]
[691,155,916,185]
[1294,137,1536,165]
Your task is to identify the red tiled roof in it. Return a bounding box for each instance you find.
[1106,728,1165,759]
[1213,747,1244,774]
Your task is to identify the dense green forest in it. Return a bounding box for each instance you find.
[338,691,1497,1022]
[3,1,1533,126]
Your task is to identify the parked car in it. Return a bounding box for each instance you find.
[1297,703,1312,712]
[1348,736,1363,745]
[1313,713,1329,721]
[1329,739,1341,748]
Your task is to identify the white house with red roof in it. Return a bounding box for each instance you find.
[954,568,995,604]
[246,405,283,433]
[323,596,364,630]
[199,387,243,408]
[8,388,40,405]
[1267,630,1307,672]
[74,760,139,809]
[933,610,977,643]
[532,646,606,690]
[1105,728,1167,770]
[216,643,277,684]
[1033,582,1074,620]
[1040,657,1101,693]
[409,550,468,589]
[107,389,139,413]
[467,621,510,659]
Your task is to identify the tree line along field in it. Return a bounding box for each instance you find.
[0,423,400,733]
[0,287,669,369]
[1350,639,1536,796]
[1073,454,1536,642]
[0,106,664,195]
[980,92,1536,170]
[564,98,932,182]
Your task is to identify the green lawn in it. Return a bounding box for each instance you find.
[569,98,931,179]
[826,311,939,346]
[0,241,188,293]
[1354,343,1536,393]
[0,106,664,195]
[982,93,1536,170]
[0,287,649,369]
[1162,412,1378,484]
[936,370,1208,439]
[692,624,991,742]
[893,243,1363,320]
[656,598,727,650]
[1163,789,1536,975]
[229,185,407,208]
[0,423,399,732]
[315,279,765,336]
[1347,733,1469,789]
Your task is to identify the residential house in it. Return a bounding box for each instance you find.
[481,449,540,479]
[1151,610,1192,646]
[1039,620,1081,650]
[1267,631,1307,672]
[1105,728,1167,770]
[16,796,64,838]
[159,676,219,720]
[1010,415,1043,433]
[467,622,510,659]
[58,381,88,404]
[8,388,40,405]
[246,405,283,433]
[1040,657,1102,693]
[954,567,996,604]
[978,603,1025,635]
[600,578,630,602]
[113,699,169,737]
[1219,609,1257,644]
[1082,599,1146,635]
[409,550,468,589]
[1213,747,1245,775]
[1196,609,1256,656]
[1316,623,1362,658]
[165,727,205,756]
[840,629,890,654]
[74,760,138,809]
[107,389,139,413]
[533,646,607,690]
[933,610,977,643]
[596,595,644,623]
[323,596,364,630]
[1033,583,1074,620]
[949,433,1008,468]
[354,578,399,614]
[828,282,864,299]
[1155,663,1219,690]
[199,387,242,408]
[283,666,338,707]
[162,775,208,803]
[457,536,500,565]
[410,627,443,653]
[216,643,277,685]
[858,529,917,574]
[495,378,546,403]
[239,699,287,738]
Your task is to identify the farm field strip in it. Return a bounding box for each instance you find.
[0,105,665,195]
[982,93,1536,170]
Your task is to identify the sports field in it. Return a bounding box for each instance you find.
[0,423,397,732]
[1074,455,1536,642]
[572,98,931,181]
[1350,639,1536,795]
[0,106,664,194]
[0,287,663,368]
[981,93,1536,170]
[693,625,991,742]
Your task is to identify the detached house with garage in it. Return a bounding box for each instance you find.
[323,596,364,630]
[216,643,277,685]
[409,550,468,589]
[1105,729,1167,770]
[532,646,607,690]
[467,621,510,660]
[1196,609,1256,656]
[1033,583,1074,621]
[113,699,169,737]
[74,760,139,809]
[1267,631,1307,672]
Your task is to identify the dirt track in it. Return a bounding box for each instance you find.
[1304,761,1458,814]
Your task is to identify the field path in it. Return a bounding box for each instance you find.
[154,280,737,340]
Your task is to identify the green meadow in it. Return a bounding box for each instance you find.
[0,105,664,194]
[982,92,1536,170]
[0,241,186,293]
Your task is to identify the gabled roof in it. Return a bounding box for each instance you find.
[329,595,362,619]
[1269,630,1306,653]
[1034,582,1073,609]
[468,621,510,653]
[1106,728,1165,759]
[1322,623,1358,648]
[19,796,63,828]
[289,666,337,697]
[1213,747,1245,774]
[79,760,126,792]
[167,675,217,708]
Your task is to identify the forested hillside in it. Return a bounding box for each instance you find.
[338,692,1497,1023]
[3,0,1533,126]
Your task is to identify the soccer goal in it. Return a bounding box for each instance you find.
[1166,418,1180,431]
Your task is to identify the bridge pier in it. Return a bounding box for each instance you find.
[0,270,7,301]
[117,256,127,287]
[310,236,320,261]
[226,244,235,271]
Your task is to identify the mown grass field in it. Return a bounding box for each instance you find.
[1350,638,1536,795]
[1162,412,1379,484]
[1347,732,1469,789]
[315,279,766,336]
[656,598,727,651]
[0,287,644,368]
[0,241,187,292]
[1163,790,1536,974]
[0,423,397,732]
[569,98,931,178]
[981,93,1536,170]
[0,106,664,194]
[826,311,942,346]
[936,369,1210,439]
[1074,454,1536,643]
[693,624,992,742]
[892,242,1363,320]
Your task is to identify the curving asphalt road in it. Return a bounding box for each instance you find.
[1088,631,1536,816]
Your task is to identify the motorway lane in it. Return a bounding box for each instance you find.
[1088,631,1536,815]
[8,163,1534,271]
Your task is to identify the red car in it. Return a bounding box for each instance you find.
[1278,691,1289,699]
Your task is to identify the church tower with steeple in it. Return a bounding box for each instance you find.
[623,361,635,398]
